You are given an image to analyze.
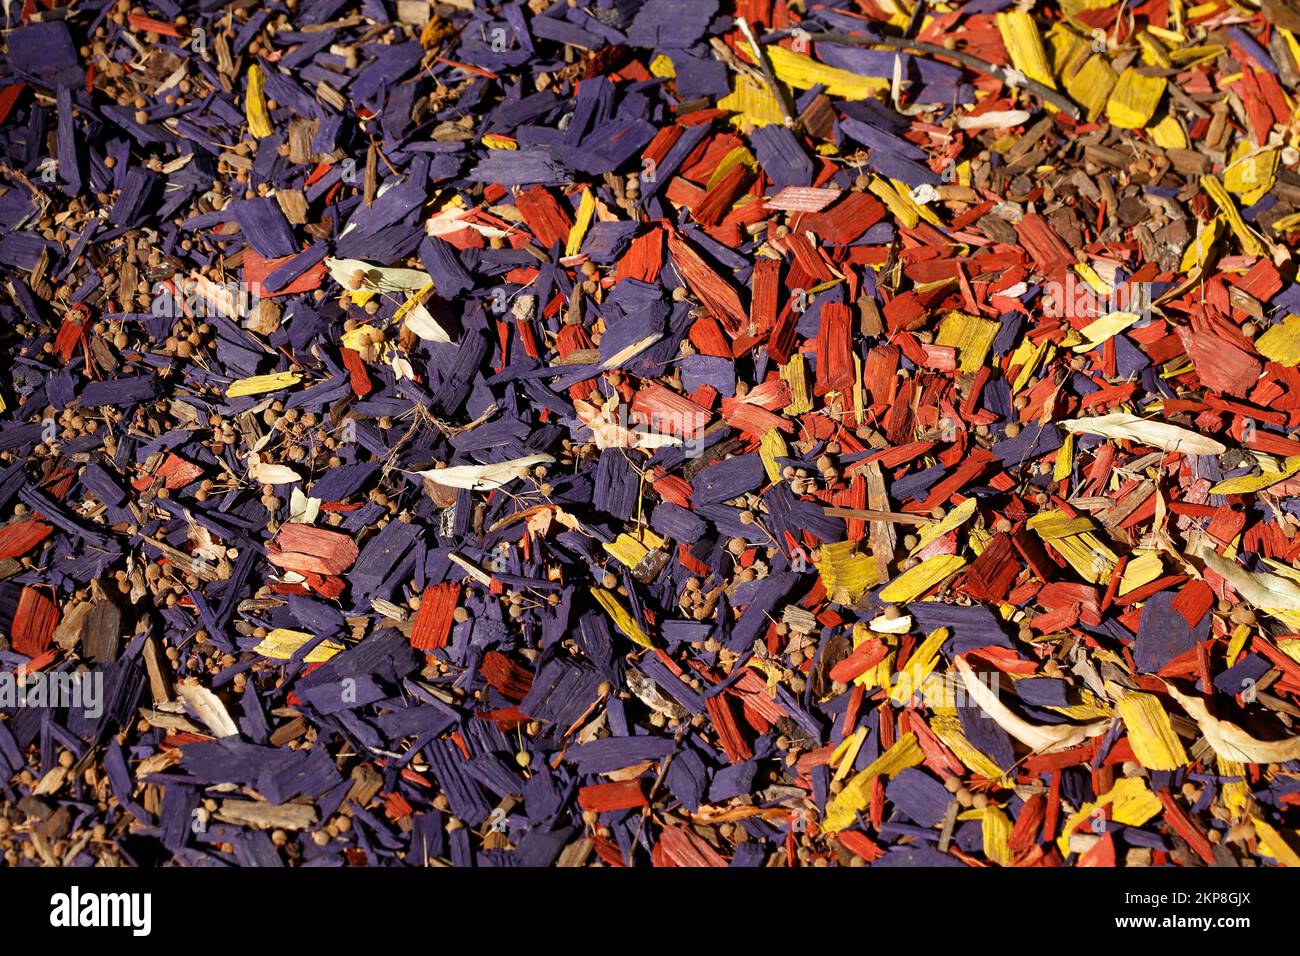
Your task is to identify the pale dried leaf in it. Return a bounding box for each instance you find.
[955,656,1110,753]
[414,454,554,491]
[325,257,430,292]
[246,453,302,486]
[1202,548,1300,613]
[1164,682,1300,763]
[1061,413,1226,455]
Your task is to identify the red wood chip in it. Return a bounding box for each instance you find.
[11,586,58,658]
[266,524,360,577]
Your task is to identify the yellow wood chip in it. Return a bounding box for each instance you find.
[1273,212,1300,233]
[718,75,786,128]
[603,528,665,569]
[254,628,344,663]
[1147,25,1186,44]
[780,354,813,414]
[831,725,869,785]
[1148,113,1186,149]
[867,175,918,228]
[822,734,925,832]
[816,541,880,604]
[982,805,1014,865]
[930,713,1008,779]
[1116,691,1189,770]
[566,188,595,258]
[936,311,1000,373]
[1072,310,1142,351]
[1056,777,1162,855]
[226,371,303,398]
[1062,0,1121,12]
[1027,510,1097,539]
[890,628,949,705]
[1106,68,1167,129]
[758,428,788,483]
[1255,314,1300,366]
[1225,624,1250,668]
[1060,50,1116,122]
[997,11,1057,90]
[891,178,944,226]
[1136,30,1172,68]
[1180,216,1223,273]
[1074,262,1111,296]
[393,281,435,325]
[1028,511,1117,582]
[1008,337,1054,392]
[1200,174,1265,258]
[1254,818,1300,867]
[340,324,382,350]
[853,353,866,426]
[1210,455,1300,494]
[1054,432,1074,482]
[879,554,966,603]
[1223,143,1277,203]
[765,46,891,100]
[590,587,653,648]
[649,54,675,78]
[245,65,274,139]
[1219,756,1250,819]
[1168,44,1225,66]
[1119,551,1163,595]
[911,498,977,556]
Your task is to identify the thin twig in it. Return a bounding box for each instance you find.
[737,17,800,130]
[823,505,938,525]
[763,30,1082,121]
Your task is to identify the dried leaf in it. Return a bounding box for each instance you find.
[1165,682,1300,764]
[955,657,1110,753]
[414,454,554,491]
[1061,413,1226,455]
